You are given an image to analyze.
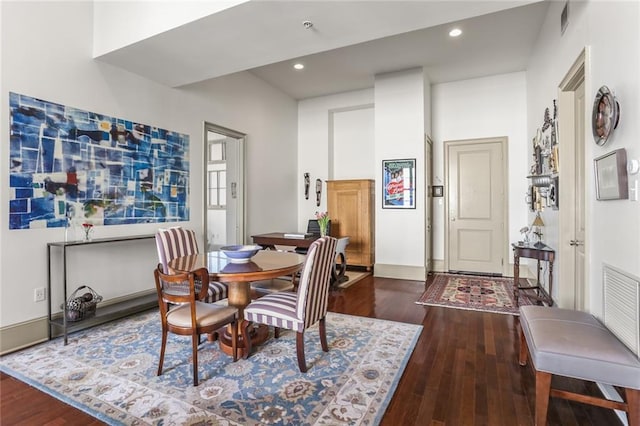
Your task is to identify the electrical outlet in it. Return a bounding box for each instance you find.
[34,287,46,302]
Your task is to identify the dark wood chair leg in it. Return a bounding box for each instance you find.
[242,321,252,359]
[519,326,528,366]
[319,317,328,352]
[231,320,238,362]
[296,331,307,373]
[535,370,552,426]
[274,327,280,339]
[627,388,640,426]
[191,333,199,387]
[157,329,168,376]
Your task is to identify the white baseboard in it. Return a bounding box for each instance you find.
[374,264,426,281]
[0,317,48,355]
[597,383,628,425]
[0,290,156,355]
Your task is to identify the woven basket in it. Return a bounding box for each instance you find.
[61,285,103,322]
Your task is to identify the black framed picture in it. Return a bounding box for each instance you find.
[382,158,416,209]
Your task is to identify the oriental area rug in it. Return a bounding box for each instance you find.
[0,310,421,425]
[416,273,535,315]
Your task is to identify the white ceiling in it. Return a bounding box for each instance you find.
[96,1,550,100]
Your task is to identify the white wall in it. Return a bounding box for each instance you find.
[297,89,374,227]
[184,73,299,237]
[374,69,427,273]
[526,0,640,316]
[431,72,529,264]
[0,2,297,331]
[332,107,375,180]
[93,1,246,57]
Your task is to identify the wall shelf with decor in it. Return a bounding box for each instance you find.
[527,101,560,210]
[47,235,157,345]
[527,173,555,188]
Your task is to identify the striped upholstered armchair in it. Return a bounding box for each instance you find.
[155,227,228,303]
[243,236,337,372]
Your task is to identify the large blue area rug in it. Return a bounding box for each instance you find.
[0,311,421,425]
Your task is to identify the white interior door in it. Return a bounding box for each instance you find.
[558,50,587,310]
[446,137,507,275]
[573,80,587,310]
[204,123,245,251]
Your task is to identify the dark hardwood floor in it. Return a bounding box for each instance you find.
[1,275,622,425]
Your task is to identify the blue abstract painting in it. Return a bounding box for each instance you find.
[9,92,190,229]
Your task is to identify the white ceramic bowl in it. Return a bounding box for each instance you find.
[220,245,262,263]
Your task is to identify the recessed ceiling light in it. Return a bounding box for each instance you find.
[449,28,462,37]
[293,63,304,70]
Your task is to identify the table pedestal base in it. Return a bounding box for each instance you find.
[218,321,269,358]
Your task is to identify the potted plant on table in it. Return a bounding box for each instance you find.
[316,211,330,237]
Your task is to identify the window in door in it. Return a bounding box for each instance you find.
[208,140,226,209]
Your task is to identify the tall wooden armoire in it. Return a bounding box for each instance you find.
[327,179,375,270]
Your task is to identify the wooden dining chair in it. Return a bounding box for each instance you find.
[243,236,337,372]
[155,227,228,302]
[153,265,239,386]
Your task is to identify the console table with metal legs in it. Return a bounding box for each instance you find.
[512,242,555,307]
[47,235,157,345]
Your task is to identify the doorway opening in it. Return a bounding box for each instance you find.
[204,123,246,251]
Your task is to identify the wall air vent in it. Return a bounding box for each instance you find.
[603,264,640,357]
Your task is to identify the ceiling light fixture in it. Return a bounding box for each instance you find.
[449,28,462,37]
[303,20,313,29]
[293,63,304,70]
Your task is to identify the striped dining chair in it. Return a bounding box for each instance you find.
[155,227,228,303]
[242,236,337,372]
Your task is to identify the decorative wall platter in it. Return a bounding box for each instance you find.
[592,85,620,146]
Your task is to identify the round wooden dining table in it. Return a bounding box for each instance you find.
[168,250,305,356]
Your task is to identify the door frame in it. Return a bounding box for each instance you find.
[425,134,433,277]
[558,48,590,309]
[203,122,246,249]
[444,136,510,276]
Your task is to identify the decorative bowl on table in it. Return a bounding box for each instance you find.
[221,261,263,274]
[220,245,262,263]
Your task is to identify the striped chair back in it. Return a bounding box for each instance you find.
[296,236,338,328]
[155,227,199,273]
[155,227,228,303]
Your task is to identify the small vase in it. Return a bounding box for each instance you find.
[82,226,93,242]
[319,224,327,237]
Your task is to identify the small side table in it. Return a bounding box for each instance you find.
[512,242,555,306]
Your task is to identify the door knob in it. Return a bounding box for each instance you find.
[569,240,583,246]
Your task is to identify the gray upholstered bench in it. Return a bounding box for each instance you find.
[519,305,640,426]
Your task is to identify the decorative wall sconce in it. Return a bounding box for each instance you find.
[304,173,310,199]
[315,179,322,207]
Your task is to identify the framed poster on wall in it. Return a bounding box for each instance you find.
[382,158,416,209]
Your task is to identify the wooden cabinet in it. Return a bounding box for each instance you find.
[327,179,374,270]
